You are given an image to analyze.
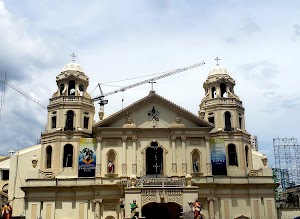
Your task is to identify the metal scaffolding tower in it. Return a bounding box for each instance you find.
[273,137,300,193]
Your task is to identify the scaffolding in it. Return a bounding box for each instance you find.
[273,137,300,193]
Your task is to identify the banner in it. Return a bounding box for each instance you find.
[210,138,227,175]
[78,138,96,177]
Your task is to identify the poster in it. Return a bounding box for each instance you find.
[78,138,96,177]
[210,138,227,175]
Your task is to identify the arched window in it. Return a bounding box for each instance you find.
[63,144,73,167]
[245,145,249,167]
[107,150,116,174]
[146,141,163,175]
[208,112,215,125]
[65,111,74,131]
[224,111,232,131]
[68,80,76,95]
[191,149,201,173]
[46,146,52,169]
[59,84,65,95]
[220,83,227,97]
[238,114,243,129]
[211,87,216,98]
[228,144,238,166]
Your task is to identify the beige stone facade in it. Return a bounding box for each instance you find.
[7,62,277,219]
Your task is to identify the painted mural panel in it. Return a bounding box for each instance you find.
[78,138,96,177]
[210,138,227,175]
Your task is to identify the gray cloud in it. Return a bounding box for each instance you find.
[224,37,238,44]
[294,24,300,36]
[241,18,260,35]
[238,61,280,87]
[0,94,45,155]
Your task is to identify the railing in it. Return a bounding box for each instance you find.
[132,177,186,188]
[202,98,242,107]
[49,96,93,105]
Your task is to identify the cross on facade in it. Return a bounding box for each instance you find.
[153,163,160,173]
[71,53,77,62]
[215,57,220,65]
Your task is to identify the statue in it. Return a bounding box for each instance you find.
[192,198,202,219]
[122,116,136,128]
[193,159,199,173]
[108,161,114,173]
[130,199,139,219]
[171,116,185,128]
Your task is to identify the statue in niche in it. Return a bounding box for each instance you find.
[108,161,114,173]
[122,116,136,128]
[193,159,199,173]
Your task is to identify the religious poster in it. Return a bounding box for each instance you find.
[78,138,96,177]
[210,138,227,175]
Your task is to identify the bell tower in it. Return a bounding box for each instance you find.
[40,61,95,173]
[199,58,252,176]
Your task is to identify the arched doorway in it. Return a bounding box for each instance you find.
[142,202,181,219]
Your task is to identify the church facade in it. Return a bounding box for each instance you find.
[8,61,276,219]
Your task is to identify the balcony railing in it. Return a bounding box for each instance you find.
[202,98,242,107]
[49,96,93,105]
[129,177,186,188]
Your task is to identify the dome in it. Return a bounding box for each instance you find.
[208,65,229,76]
[62,63,84,73]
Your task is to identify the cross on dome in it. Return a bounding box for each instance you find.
[215,57,220,65]
[71,53,77,62]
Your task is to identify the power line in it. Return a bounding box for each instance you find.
[0,76,47,109]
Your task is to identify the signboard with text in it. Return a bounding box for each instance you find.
[78,138,96,177]
[210,138,227,175]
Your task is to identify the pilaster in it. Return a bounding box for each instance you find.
[171,136,177,175]
[93,199,102,219]
[132,136,137,175]
[96,137,102,176]
[181,136,187,175]
[205,137,212,176]
[122,136,127,175]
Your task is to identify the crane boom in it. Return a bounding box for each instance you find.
[93,61,205,101]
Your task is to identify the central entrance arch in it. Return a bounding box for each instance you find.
[142,202,182,219]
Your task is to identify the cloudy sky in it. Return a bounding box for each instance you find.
[0,0,299,166]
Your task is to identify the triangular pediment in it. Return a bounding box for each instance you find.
[93,91,213,129]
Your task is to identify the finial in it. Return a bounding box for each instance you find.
[71,53,77,62]
[8,149,15,156]
[215,57,220,66]
[149,79,156,92]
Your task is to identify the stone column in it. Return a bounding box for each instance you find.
[181,136,187,175]
[207,197,216,219]
[122,136,127,175]
[132,136,137,175]
[93,199,102,219]
[205,137,212,176]
[96,137,102,176]
[171,136,177,175]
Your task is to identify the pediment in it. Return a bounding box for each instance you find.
[93,91,213,129]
